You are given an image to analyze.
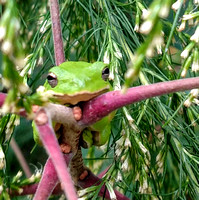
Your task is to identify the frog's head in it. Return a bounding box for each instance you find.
[44,61,110,105]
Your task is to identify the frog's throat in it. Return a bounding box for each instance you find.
[53,87,109,105]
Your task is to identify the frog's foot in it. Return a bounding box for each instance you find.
[79,169,88,180]
[60,143,72,154]
[73,106,82,121]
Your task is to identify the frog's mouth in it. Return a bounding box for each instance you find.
[53,87,109,105]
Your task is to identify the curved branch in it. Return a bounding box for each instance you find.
[0,77,199,127]
[80,77,199,125]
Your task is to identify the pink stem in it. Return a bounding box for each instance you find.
[35,120,77,200]
[33,157,59,200]
[80,77,199,125]
[50,0,65,65]
[33,154,72,200]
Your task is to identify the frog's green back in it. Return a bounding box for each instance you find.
[44,61,110,105]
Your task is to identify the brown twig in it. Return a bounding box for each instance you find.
[50,0,65,65]
[10,138,32,178]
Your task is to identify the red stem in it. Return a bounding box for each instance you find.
[80,77,199,125]
[50,0,65,65]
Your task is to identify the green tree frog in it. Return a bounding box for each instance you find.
[34,61,112,148]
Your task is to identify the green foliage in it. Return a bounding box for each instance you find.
[0,0,199,199]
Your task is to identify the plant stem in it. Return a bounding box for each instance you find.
[35,109,77,200]
[13,168,130,200]
[10,138,32,178]
[34,158,58,200]
[163,0,184,61]
[80,77,199,125]
[50,0,65,65]
[1,77,199,128]
[33,158,60,200]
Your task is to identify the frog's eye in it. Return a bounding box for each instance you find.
[102,67,109,81]
[47,72,58,88]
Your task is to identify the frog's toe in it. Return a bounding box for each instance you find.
[73,106,82,121]
[60,143,72,154]
[79,169,88,180]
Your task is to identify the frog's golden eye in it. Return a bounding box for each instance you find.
[47,72,58,88]
[102,67,109,81]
